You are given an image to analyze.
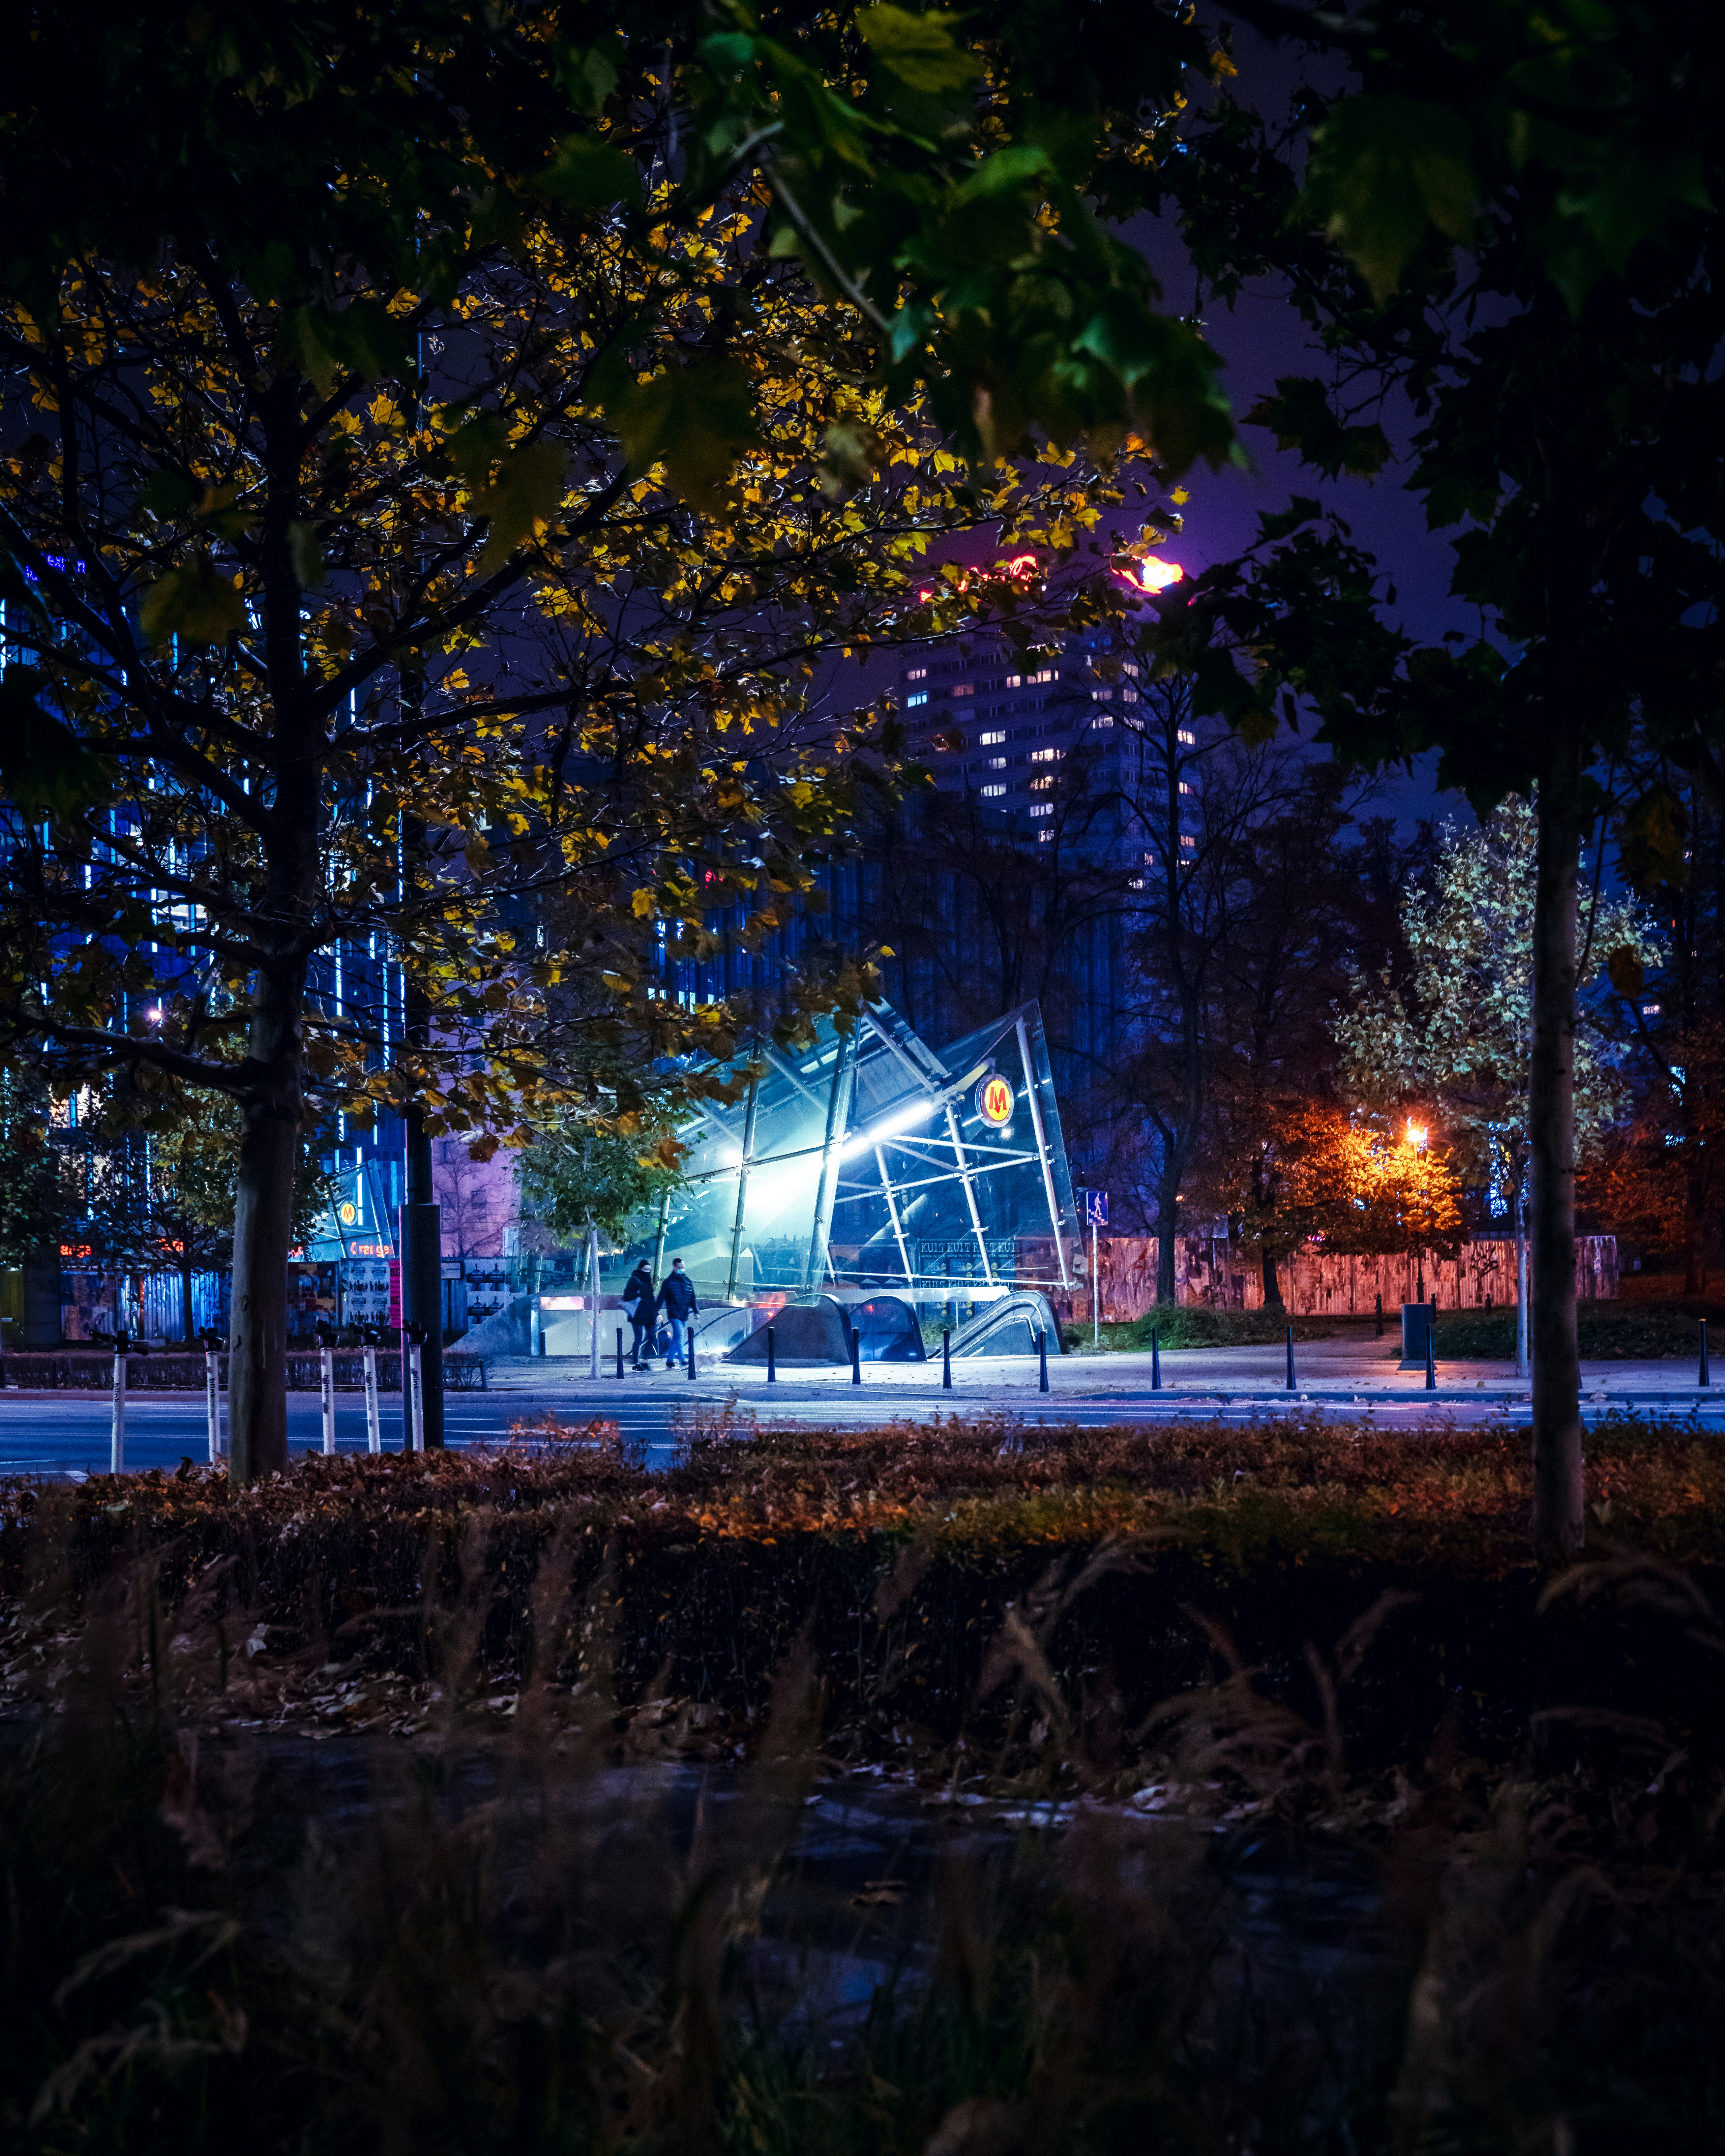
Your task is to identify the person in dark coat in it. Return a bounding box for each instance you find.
[655,1257,698,1369]
[621,1260,656,1368]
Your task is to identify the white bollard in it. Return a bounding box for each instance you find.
[110,1350,126,1474]
[320,1347,336,1455]
[205,1350,220,1465]
[407,1340,425,1452]
[363,1346,381,1454]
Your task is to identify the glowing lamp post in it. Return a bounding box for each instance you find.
[1407,1121,1429,1302]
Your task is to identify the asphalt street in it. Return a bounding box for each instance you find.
[2,1332,1721,1478]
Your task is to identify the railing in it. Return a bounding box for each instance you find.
[0,1350,490,1392]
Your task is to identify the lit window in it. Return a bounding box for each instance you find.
[1180,833,1196,849]
[952,683,973,696]
[980,783,1006,798]
[1121,685,1138,702]
[1033,667,1054,683]
[1143,850,1155,863]
[986,756,1006,769]
[1091,714,1113,727]
[1038,830,1054,843]
[1123,661,1139,677]
[1029,803,1053,818]
[906,666,927,680]
[1179,781,1194,795]
[1029,746,1061,762]
[980,729,1006,745]
[1093,687,1113,702]
[1005,673,1021,689]
[1030,775,1053,790]
[1129,875,1144,889]
[906,691,928,706]
[1177,727,1196,746]
[1641,1002,1661,1016]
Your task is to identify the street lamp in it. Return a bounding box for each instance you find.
[1407,1121,1429,1301]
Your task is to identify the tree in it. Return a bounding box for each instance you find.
[0,1071,59,1268]
[1,3,1246,1481]
[1337,797,1659,1369]
[1153,0,1725,1556]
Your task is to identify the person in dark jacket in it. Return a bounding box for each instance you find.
[621,1261,656,1368]
[655,1258,698,1369]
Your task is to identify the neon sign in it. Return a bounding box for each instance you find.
[975,1073,1015,1126]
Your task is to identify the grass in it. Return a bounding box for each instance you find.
[1434,1296,1721,1360]
[1071,1307,1338,1352]
[7,1415,1725,2146]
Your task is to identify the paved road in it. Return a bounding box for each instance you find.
[3,1336,1721,1479]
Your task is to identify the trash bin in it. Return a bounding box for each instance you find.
[1400,1301,1434,1369]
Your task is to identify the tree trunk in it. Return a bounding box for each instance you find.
[1530,744,1584,1563]
[1514,1181,1529,1380]
[229,1046,302,1483]
[1156,1175,1180,1306]
[1261,1246,1284,1311]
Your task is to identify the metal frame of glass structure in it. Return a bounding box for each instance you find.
[657,1000,1079,1305]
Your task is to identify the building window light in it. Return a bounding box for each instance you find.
[1180,832,1197,849]
[1030,775,1053,790]
[1179,780,1194,795]
[1091,714,1113,727]
[986,755,1006,769]
[1029,802,1053,818]
[1121,685,1138,702]
[1093,687,1113,701]
[980,729,1006,745]
[1038,829,1054,843]
[1130,875,1145,889]
[1029,745,1061,763]
[906,690,928,707]
[1123,661,1139,677]
[1641,1002,1661,1017]
[980,782,1007,797]
[952,683,973,696]
[906,666,927,680]
[1177,727,1197,745]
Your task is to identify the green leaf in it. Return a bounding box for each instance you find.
[556,41,620,119]
[138,556,246,647]
[275,299,414,397]
[443,412,511,488]
[1302,96,1476,302]
[0,669,104,815]
[139,469,195,521]
[856,6,980,94]
[538,132,642,213]
[473,441,567,575]
[287,521,327,590]
[1245,378,1393,480]
[604,356,758,512]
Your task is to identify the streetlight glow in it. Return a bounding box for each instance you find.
[1407,1120,1427,1150]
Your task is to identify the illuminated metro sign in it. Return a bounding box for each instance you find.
[975,1073,1015,1126]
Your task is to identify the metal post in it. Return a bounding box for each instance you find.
[687,1321,696,1381]
[943,1327,952,1388]
[766,1324,776,1382]
[364,1346,382,1453]
[943,1098,995,1285]
[110,1349,126,1474]
[874,1145,915,1284]
[1038,1328,1049,1394]
[1092,1214,1100,1348]
[408,1340,425,1450]
[320,1347,336,1455]
[652,1188,670,1285]
[1374,1292,1384,1339]
[616,1327,625,1381]
[725,1068,760,1303]
[1425,1321,1437,1391]
[1151,1326,1160,1390]
[1701,1320,1711,1388]
[804,1032,857,1288]
[851,1320,861,1385]
[205,1350,220,1465]
[1015,1015,1070,1289]
[588,1221,602,1382]
[1286,1324,1296,1393]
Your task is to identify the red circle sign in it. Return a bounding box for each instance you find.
[976,1074,1015,1126]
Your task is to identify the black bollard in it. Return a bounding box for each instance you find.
[851,1321,862,1385]
[1286,1323,1296,1393]
[687,1323,696,1380]
[1151,1325,1160,1390]
[1038,1328,1050,1394]
[615,1327,624,1381]
[766,1325,776,1382]
[1702,1319,1712,1388]
[1425,1319,1437,1391]
[1374,1292,1384,1339]
[942,1327,952,1389]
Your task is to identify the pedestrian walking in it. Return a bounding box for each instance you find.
[621,1260,656,1367]
[655,1257,699,1371]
